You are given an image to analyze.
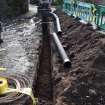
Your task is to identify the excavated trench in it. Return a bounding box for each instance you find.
[35,20,53,105]
[35,40,53,105]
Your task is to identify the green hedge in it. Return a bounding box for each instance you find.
[53,0,63,5]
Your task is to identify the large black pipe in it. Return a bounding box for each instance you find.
[52,32,71,68]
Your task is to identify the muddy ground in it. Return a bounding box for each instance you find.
[0,12,41,104]
[52,10,105,105]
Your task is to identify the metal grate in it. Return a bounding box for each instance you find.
[63,0,105,30]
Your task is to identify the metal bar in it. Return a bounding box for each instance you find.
[52,32,71,68]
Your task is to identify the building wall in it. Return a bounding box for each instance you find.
[0,0,29,19]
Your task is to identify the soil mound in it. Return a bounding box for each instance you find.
[53,10,105,105]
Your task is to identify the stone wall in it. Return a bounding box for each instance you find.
[0,0,29,19]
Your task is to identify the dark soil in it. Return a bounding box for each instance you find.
[35,21,53,105]
[53,10,105,105]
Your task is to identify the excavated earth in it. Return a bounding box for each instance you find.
[53,10,105,105]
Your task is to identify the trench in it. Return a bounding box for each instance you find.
[35,21,54,105]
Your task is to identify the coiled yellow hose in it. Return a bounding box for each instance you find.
[0,72,36,105]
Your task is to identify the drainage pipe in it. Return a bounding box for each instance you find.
[49,12,62,34]
[40,11,62,34]
[52,32,71,68]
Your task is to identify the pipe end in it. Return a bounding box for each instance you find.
[57,31,62,35]
[64,59,71,68]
